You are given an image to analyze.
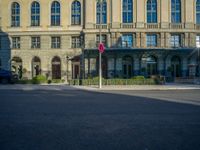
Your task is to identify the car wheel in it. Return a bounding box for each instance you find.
[1,79,9,84]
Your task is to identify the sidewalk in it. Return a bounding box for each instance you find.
[72,83,200,91]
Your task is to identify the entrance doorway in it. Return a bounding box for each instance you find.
[171,56,181,77]
[32,56,41,77]
[11,57,23,79]
[122,56,133,78]
[52,56,61,79]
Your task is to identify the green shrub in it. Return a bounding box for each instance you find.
[132,76,145,80]
[69,77,159,86]
[51,79,65,83]
[32,75,47,84]
[17,79,32,84]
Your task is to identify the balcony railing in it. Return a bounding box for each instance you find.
[195,24,200,30]
[95,24,108,29]
[170,23,184,29]
[146,23,159,29]
[120,23,136,29]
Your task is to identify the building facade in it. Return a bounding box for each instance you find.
[0,0,200,80]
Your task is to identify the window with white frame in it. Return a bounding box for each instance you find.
[170,34,181,48]
[12,37,20,49]
[51,37,61,48]
[71,1,81,25]
[31,1,40,26]
[31,37,40,49]
[11,2,20,27]
[96,1,107,24]
[72,36,81,48]
[196,35,200,47]
[197,0,200,24]
[121,34,133,48]
[122,0,133,23]
[146,34,157,47]
[96,34,107,47]
[51,1,60,26]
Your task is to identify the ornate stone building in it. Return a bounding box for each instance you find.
[0,0,200,80]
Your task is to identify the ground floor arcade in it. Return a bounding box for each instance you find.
[9,48,199,81]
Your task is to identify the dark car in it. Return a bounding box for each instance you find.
[0,69,18,84]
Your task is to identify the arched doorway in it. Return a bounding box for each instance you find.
[52,56,61,79]
[96,56,108,78]
[11,57,23,79]
[171,56,181,77]
[72,56,80,79]
[141,55,157,76]
[122,56,133,78]
[32,56,41,77]
[146,56,157,76]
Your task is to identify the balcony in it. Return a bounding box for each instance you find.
[195,24,200,30]
[95,24,108,29]
[146,23,159,29]
[120,23,136,29]
[170,23,184,29]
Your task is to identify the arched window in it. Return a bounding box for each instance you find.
[31,2,40,26]
[122,0,133,23]
[197,0,200,24]
[147,0,157,23]
[71,1,81,25]
[11,2,20,27]
[96,1,107,24]
[51,1,60,26]
[171,0,181,23]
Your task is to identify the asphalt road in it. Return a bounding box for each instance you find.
[0,86,200,150]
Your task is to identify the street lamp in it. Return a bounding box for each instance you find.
[97,0,104,89]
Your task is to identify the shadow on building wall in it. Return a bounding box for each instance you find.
[0,29,11,72]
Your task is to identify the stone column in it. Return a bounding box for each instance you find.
[116,57,122,78]
[134,56,140,76]
[108,57,114,78]
[136,0,145,28]
[85,0,95,29]
[165,33,171,48]
[182,57,188,77]
[160,33,165,48]
[160,0,169,28]
[141,33,146,48]
[136,33,141,48]
[111,0,121,28]
[90,58,97,77]
[84,58,89,78]
[158,56,165,75]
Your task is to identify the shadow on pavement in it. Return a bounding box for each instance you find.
[0,87,200,150]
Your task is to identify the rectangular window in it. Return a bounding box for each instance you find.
[31,37,40,49]
[72,36,81,48]
[121,34,133,48]
[146,34,157,47]
[12,37,20,49]
[51,37,61,48]
[96,35,107,47]
[170,35,181,48]
[196,35,200,48]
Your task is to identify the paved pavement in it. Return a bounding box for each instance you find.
[0,85,200,150]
